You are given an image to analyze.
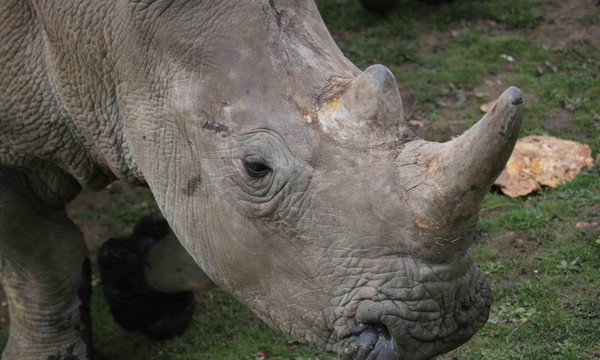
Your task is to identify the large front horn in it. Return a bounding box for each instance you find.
[317,64,411,146]
[406,87,523,254]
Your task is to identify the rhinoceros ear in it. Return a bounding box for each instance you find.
[317,64,410,146]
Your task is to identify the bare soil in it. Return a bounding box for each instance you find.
[404,0,600,141]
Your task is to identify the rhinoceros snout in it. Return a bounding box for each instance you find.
[341,323,396,360]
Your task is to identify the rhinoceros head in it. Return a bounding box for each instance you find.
[119,1,522,359]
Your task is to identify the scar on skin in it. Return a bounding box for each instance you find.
[202,121,229,134]
[184,175,202,196]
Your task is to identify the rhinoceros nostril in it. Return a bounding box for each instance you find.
[341,323,395,360]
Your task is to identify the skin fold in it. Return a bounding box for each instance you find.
[0,1,522,359]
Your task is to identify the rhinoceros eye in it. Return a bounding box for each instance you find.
[244,160,271,179]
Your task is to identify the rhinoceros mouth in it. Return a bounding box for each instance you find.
[330,255,492,359]
[340,323,396,360]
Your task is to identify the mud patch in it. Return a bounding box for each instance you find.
[202,121,229,134]
[485,231,541,261]
[532,0,600,47]
[184,175,202,196]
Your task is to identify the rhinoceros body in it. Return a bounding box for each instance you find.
[0,1,522,359]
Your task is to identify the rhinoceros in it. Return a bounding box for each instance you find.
[0,0,523,359]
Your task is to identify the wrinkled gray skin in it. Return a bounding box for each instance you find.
[0,1,523,359]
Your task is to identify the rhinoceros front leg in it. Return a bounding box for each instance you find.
[0,169,96,359]
[98,215,213,339]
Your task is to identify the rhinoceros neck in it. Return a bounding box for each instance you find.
[0,0,148,199]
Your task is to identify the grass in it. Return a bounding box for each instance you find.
[1,0,598,358]
[90,289,331,360]
[452,165,600,359]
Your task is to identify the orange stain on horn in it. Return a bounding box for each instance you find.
[327,97,342,110]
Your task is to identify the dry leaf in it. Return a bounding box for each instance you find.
[494,136,594,197]
[408,119,426,127]
[480,100,496,113]
[536,65,544,75]
[575,221,599,231]
[545,60,558,73]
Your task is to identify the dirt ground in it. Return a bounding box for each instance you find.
[406,0,600,142]
[0,0,598,344]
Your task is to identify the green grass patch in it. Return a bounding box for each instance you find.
[90,287,333,360]
[451,165,600,359]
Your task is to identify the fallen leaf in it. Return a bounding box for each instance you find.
[576,221,600,231]
[545,60,558,73]
[485,19,498,27]
[480,100,496,113]
[408,119,426,127]
[536,64,544,75]
[494,136,594,197]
